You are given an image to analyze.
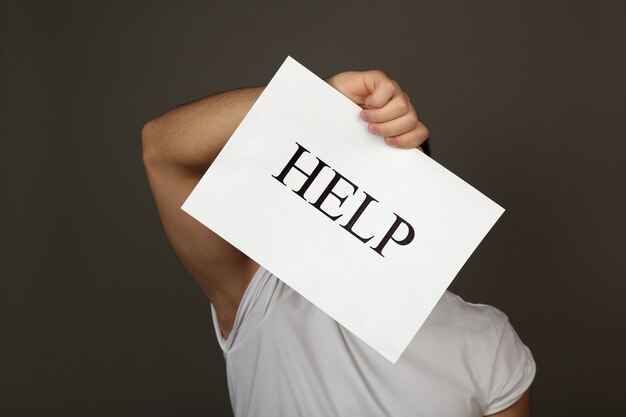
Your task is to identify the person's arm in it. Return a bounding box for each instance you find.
[485,389,531,417]
[141,71,429,339]
[142,87,264,338]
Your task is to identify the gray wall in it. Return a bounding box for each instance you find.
[1,1,624,415]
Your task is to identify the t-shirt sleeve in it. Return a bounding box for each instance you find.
[210,265,293,353]
[483,316,536,415]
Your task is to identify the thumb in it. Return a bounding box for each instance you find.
[327,70,397,108]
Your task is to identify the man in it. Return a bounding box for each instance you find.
[142,69,535,416]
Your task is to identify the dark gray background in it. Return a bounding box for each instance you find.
[1,0,624,416]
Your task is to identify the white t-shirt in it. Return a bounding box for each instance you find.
[210,266,535,417]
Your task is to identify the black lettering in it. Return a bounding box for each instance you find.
[310,170,358,221]
[341,192,378,243]
[272,142,329,200]
[370,214,415,257]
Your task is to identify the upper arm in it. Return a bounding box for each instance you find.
[142,119,258,337]
[485,389,531,417]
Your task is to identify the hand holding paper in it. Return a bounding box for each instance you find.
[181,56,504,363]
[326,70,430,149]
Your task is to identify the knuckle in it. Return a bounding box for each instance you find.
[419,125,430,141]
[368,69,387,81]
[398,99,409,113]
[376,69,388,78]
[374,80,394,98]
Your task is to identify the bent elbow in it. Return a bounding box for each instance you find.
[141,118,161,168]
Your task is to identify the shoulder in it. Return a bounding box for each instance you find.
[407,291,520,381]
[420,292,536,415]
[426,291,511,343]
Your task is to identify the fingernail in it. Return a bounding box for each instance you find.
[360,110,368,121]
[385,137,397,146]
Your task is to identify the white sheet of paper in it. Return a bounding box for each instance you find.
[182,56,504,363]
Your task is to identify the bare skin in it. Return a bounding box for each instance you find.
[141,70,529,416]
[142,87,264,335]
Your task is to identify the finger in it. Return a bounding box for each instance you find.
[363,75,397,108]
[368,112,419,138]
[384,121,430,149]
[360,92,411,123]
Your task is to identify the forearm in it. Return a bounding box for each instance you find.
[142,86,264,173]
